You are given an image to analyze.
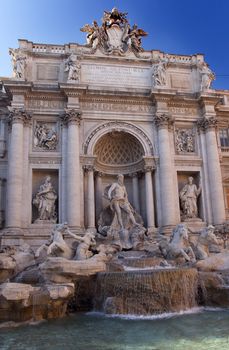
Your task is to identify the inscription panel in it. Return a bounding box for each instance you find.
[36,64,59,81]
[170,74,191,90]
[82,101,154,114]
[81,64,151,88]
[26,99,65,109]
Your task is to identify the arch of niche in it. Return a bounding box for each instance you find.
[83,121,155,174]
[83,121,156,229]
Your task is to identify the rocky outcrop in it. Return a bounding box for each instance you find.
[0,254,16,283]
[198,272,229,308]
[0,282,74,323]
[40,257,106,283]
[0,252,35,283]
[196,250,229,271]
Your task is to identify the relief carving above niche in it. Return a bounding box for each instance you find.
[175,128,195,154]
[33,122,58,151]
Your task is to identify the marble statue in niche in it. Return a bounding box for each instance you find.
[34,123,58,150]
[180,176,201,220]
[33,176,57,223]
[175,129,195,153]
[9,48,26,79]
[64,54,81,82]
[98,174,146,250]
[108,174,138,230]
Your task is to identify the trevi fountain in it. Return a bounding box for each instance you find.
[0,7,229,350]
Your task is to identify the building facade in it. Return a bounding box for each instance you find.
[0,8,229,247]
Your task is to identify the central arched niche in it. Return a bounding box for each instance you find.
[93,131,145,174]
[93,131,148,225]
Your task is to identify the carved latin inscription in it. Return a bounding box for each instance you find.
[81,64,151,88]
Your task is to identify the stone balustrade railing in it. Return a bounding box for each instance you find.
[32,45,65,54]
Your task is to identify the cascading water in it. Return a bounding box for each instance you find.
[94,268,199,315]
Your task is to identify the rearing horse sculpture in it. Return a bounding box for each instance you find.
[159,223,196,262]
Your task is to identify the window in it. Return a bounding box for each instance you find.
[219,129,229,147]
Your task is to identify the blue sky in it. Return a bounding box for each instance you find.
[1,0,229,89]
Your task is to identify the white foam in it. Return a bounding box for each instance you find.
[123,265,173,271]
[87,307,205,320]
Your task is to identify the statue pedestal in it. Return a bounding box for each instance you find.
[182,218,206,233]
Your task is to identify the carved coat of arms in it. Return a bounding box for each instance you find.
[80,8,147,57]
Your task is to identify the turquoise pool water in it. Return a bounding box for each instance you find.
[0,309,229,350]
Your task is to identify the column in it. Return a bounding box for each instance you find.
[198,117,225,224]
[154,113,177,226]
[6,109,31,227]
[95,172,103,220]
[0,178,3,228]
[21,118,32,227]
[131,173,140,213]
[86,165,95,229]
[64,109,81,227]
[144,167,155,229]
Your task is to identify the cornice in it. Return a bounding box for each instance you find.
[198,94,222,107]
[59,83,88,97]
[174,156,203,167]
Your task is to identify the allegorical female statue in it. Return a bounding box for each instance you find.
[33,176,57,222]
[179,176,201,220]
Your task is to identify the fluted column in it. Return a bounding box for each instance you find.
[85,165,95,229]
[0,178,4,228]
[198,117,225,224]
[63,109,81,227]
[154,113,177,226]
[22,117,32,227]
[6,108,31,227]
[95,172,103,220]
[144,167,155,229]
[131,173,140,213]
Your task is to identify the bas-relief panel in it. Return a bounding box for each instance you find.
[81,64,152,88]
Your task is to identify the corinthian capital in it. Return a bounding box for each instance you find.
[153,113,174,129]
[197,116,217,131]
[61,108,82,125]
[8,107,32,126]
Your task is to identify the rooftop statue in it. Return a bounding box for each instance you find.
[80,8,148,56]
[199,62,215,90]
[9,48,26,79]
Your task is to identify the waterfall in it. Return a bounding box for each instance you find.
[94,268,199,315]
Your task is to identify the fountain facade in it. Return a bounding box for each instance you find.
[0,7,229,325]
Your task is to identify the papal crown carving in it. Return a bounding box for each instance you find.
[80,8,148,57]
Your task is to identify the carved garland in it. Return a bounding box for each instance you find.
[84,121,154,155]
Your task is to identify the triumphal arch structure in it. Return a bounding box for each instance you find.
[1,8,229,246]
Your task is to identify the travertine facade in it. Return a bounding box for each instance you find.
[0,8,229,246]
